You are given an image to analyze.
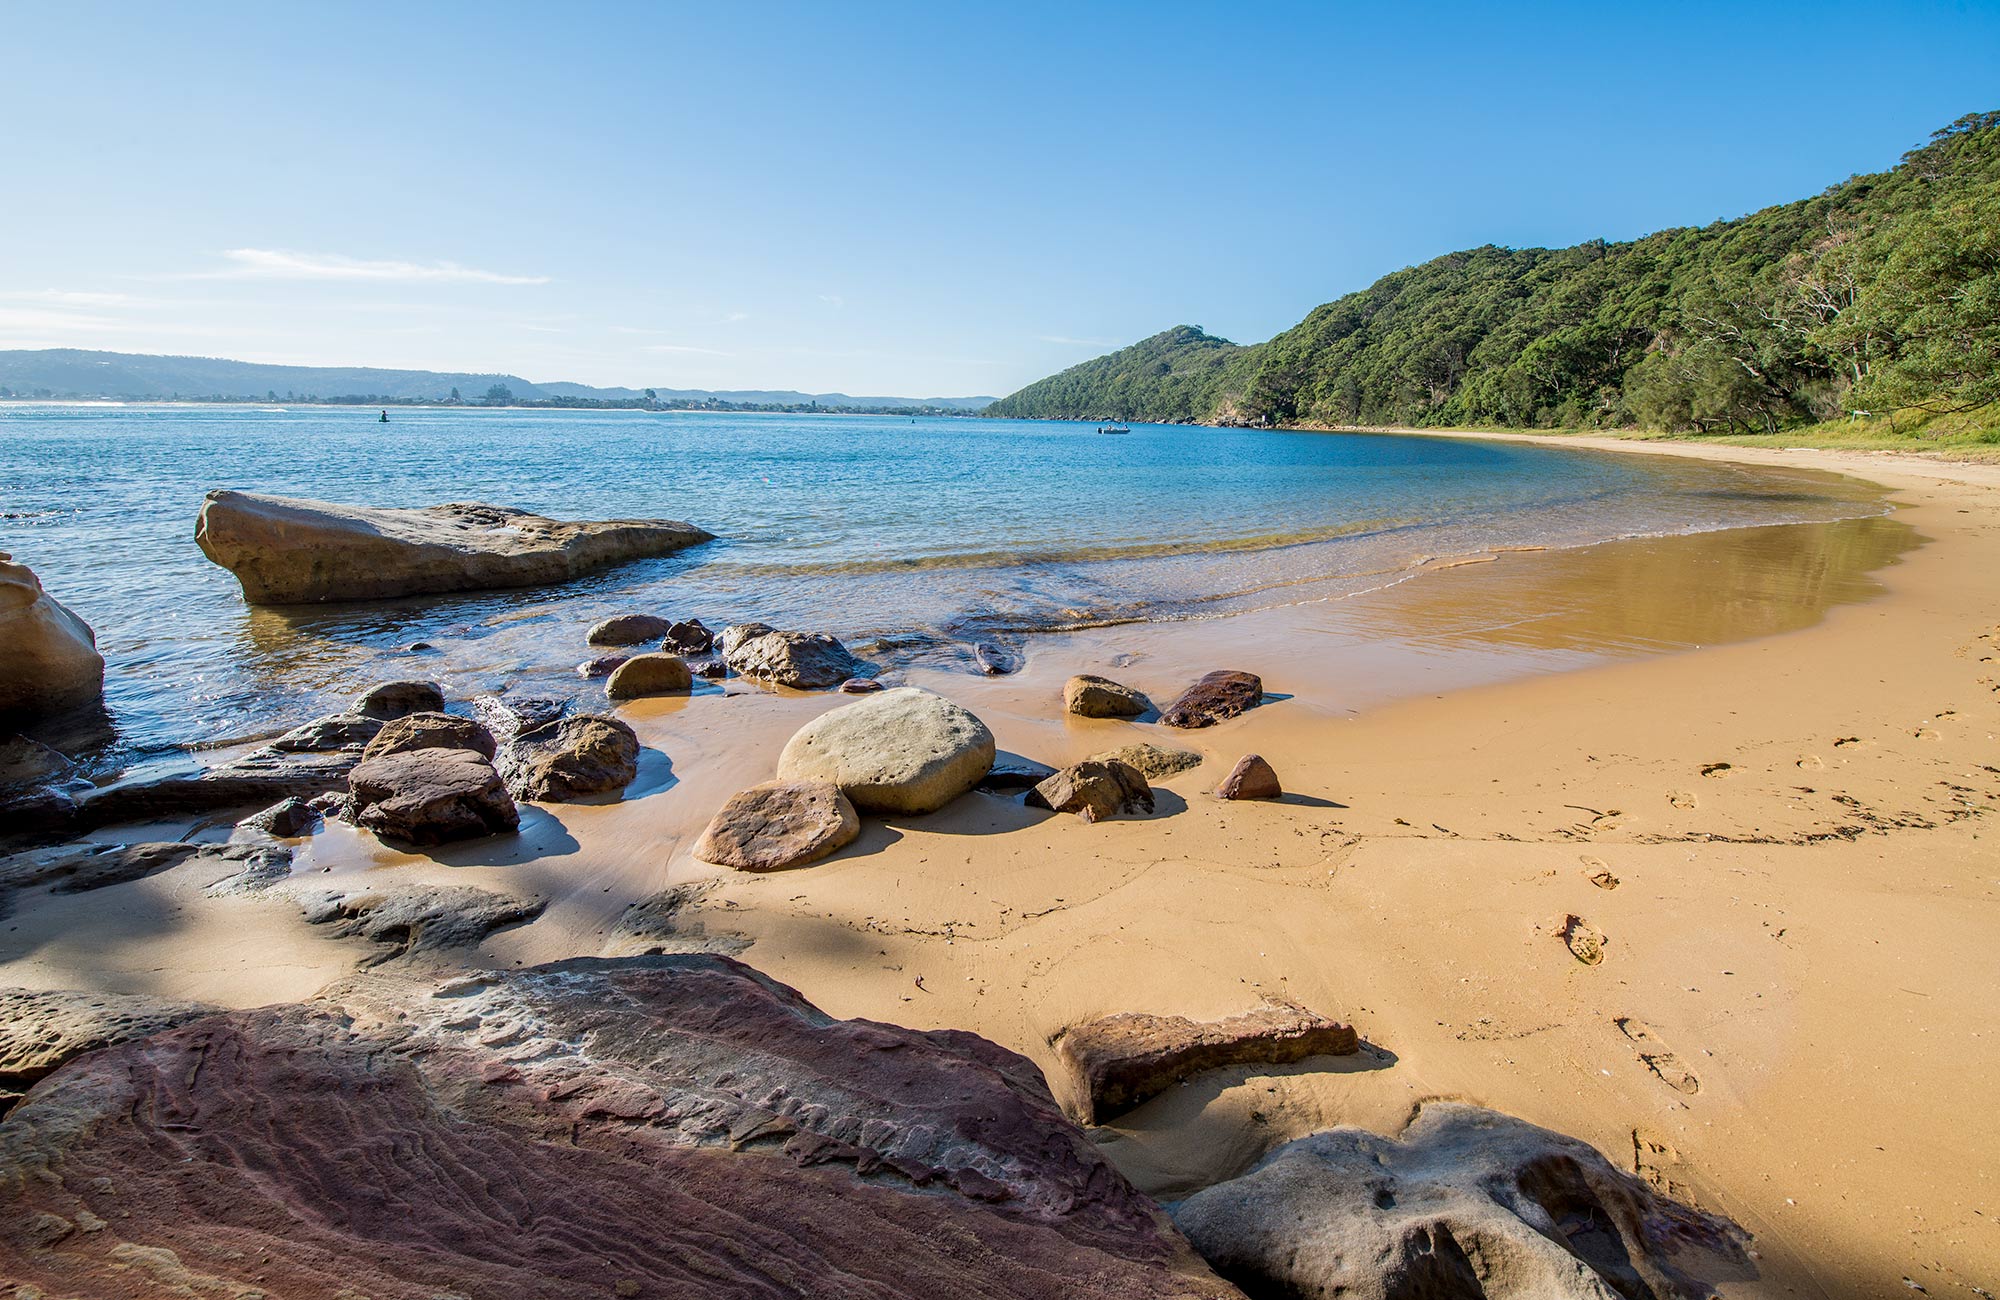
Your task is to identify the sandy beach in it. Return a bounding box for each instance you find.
[4,434,1996,1298]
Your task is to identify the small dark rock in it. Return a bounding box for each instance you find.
[1161,670,1263,729]
[242,796,320,838]
[838,676,883,694]
[973,642,1016,675]
[577,654,631,679]
[661,617,714,654]
[587,614,674,647]
[354,680,446,721]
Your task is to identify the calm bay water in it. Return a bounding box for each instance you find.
[0,404,1884,766]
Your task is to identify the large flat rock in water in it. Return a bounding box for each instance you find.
[195,489,713,604]
[0,954,1239,1300]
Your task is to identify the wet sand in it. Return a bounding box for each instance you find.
[3,438,1996,1297]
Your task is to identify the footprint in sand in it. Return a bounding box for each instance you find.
[1617,1017,1702,1095]
[1832,736,1868,748]
[1796,755,1824,771]
[1699,762,1733,779]
[1580,856,1620,890]
[1668,790,1697,810]
[1560,914,1606,965]
[1914,727,1942,742]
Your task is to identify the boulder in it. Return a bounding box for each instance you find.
[1064,673,1151,718]
[718,621,776,656]
[1027,759,1153,823]
[576,653,630,679]
[272,711,384,752]
[0,987,215,1117]
[587,612,674,646]
[469,692,568,742]
[727,629,862,689]
[348,749,520,845]
[693,658,730,680]
[1161,670,1264,729]
[1090,741,1203,779]
[195,490,713,604]
[776,688,995,815]
[0,555,104,722]
[499,714,640,802]
[355,679,446,720]
[693,781,860,872]
[1052,1003,1359,1124]
[71,748,357,830]
[0,955,1237,1300]
[1216,753,1282,800]
[361,711,497,761]
[605,652,692,699]
[241,796,320,837]
[662,617,715,654]
[297,884,545,965]
[1171,1101,1749,1300]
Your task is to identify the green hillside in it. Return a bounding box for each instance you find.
[988,113,2000,436]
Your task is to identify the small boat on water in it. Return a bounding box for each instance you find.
[1097,424,1131,435]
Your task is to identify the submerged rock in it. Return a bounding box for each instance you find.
[0,986,215,1116]
[1052,1002,1359,1124]
[727,628,862,689]
[693,780,860,872]
[1027,759,1153,823]
[1064,673,1151,718]
[195,490,712,604]
[1171,1101,1750,1300]
[776,687,995,815]
[1216,753,1282,800]
[355,679,446,721]
[1161,670,1264,729]
[974,642,1017,675]
[469,692,569,742]
[1090,741,1203,779]
[0,554,104,723]
[361,711,497,761]
[348,749,519,845]
[576,652,631,679]
[499,713,639,802]
[0,955,1236,1299]
[587,612,675,646]
[605,651,692,699]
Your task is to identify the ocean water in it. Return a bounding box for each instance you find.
[0,404,1885,766]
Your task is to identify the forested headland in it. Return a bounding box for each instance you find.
[987,114,2000,440]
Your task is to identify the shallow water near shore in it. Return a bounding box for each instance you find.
[0,403,1893,768]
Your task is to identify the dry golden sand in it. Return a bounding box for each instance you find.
[3,435,1996,1298]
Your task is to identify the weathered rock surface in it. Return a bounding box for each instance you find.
[361,710,498,761]
[499,714,640,802]
[1064,673,1151,718]
[727,628,863,689]
[240,795,319,837]
[1171,1101,1749,1300]
[605,651,692,698]
[662,616,714,654]
[195,490,713,604]
[576,652,630,678]
[0,733,75,794]
[719,620,776,656]
[273,711,384,752]
[0,554,104,722]
[349,749,520,844]
[0,987,215,1116]
[1161,670,1264,729]
[0,841,289,917]
[0,955,1236,1299]
[974,642,1017,675]
[611,883,750,957]
[71,747,356,830]
[1027,759,1154,823]
[470,692,569,742]
[694,780,860,871]
[839,675,884,693]
[355,679,445,720]
[1216,753,1282,800]
[1091,741,1204,779]
[1052,1003,1359,1124]
[297,884,544,964]
[587,612,674,646]
[777,687,995,814]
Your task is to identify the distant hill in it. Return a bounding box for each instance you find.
[0,350,994,412]
[987,113,2000,435]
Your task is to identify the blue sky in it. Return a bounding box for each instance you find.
[3,1,1995,396]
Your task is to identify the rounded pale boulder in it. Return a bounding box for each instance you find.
[776,687,995,815]
[1063,674,1150,718]
[693,780,860,871]
[606,653,692,699]
[0,555,105,722]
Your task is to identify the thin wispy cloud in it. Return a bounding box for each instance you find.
[175,249,551,285]
[723,310,751,323]
[641,343,733,356]
[0,289,150,308]
[817,294,845,308]
[1038,334,1121,348]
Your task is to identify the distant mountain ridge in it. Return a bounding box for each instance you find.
[0,349,994,411]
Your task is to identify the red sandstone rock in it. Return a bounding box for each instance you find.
[1160,670,1263,728]
[1217,753,1282,800]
